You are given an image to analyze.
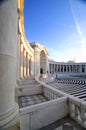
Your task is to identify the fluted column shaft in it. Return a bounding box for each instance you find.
[0,0,18,128]
[20,43,24,79]
[24,49,26,77]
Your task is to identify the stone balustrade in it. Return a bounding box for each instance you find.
[19,76,68,130]
[36,75,86,128]
[68,97,86,128]
[43,86,62,100]
[19,75,86,129]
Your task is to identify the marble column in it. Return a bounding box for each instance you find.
[24,49,26,77]
[34,49,40,76]
[66,65,68,73]
[79,65,82,73]
[55,64,57,73]
[72,65,73,72]
[51,64,52,73]
[59,65,61,73]
[85,64,86,73]
[54,64,55,73]
[26,52,28,77]
[29,56,32,75]
[58,65,60,72]
[69,65,71,72]
[56,64,57,73]
[49,63,51,73]
[27,53,30,77]
[63,65,64,73]
[52,64,53,73]
[20,42,24,79]
[0,0,18,128]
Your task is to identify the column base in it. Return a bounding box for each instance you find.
[0,103,19,129]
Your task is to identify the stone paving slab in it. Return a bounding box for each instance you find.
[18,94,48,108]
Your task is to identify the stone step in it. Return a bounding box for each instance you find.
[19,83,42,88]
[18,79,36,85]
[25,76,35,80]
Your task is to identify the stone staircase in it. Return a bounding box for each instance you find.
[18,76,36,85]
[17,76,48,108]
[18,76,68,130]
[17,76,42,96]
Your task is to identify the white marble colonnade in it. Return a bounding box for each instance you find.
[20,41,31,79]
[49,62,86,74]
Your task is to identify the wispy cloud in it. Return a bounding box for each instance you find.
[45,0,86,63]
[69,0,86,50]
[48,41,86,62]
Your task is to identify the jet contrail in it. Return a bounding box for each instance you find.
[69,0,85,49]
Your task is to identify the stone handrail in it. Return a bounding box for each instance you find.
[68,96,86,128]
[57,91,86,129]
[35,75,67,98]
[19,76,68,130]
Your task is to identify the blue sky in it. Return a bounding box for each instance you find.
[24,0,86,62]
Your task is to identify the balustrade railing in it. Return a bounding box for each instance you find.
[19,75,86,129]
[68,97,86,128]
[43,87,61,100]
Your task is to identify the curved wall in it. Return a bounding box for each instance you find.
[18,0,34,79]
[18,0,49,78]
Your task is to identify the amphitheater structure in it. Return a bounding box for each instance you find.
[0,0,86,130]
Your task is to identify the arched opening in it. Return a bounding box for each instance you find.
[40,50,47,74]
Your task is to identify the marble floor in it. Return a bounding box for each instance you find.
[18,94,48,108]
[39,116,86,130]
